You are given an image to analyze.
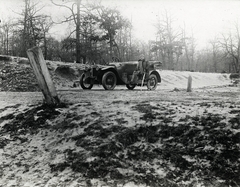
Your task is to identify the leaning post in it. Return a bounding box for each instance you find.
[27,46,60,105]
[187,75,192,92]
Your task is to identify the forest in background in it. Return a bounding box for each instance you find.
[0,0,240,74]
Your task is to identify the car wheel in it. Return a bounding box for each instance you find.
[126,84,136,90]
[80,73,93,90]
[147,74,158,90]
[102,71,117,90]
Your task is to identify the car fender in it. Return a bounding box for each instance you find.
[150,70,161,83]
[99,67,124,84]
[101,66,115,71]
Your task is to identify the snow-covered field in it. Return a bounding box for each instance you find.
[0,69,239,187]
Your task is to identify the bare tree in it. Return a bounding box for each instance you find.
[115,18,132,61]
[51,0,83,63]
[39,16,53,59]
[91,5,130,61]
[209,37,222,72]
[219,31,239,73]
[181,24,196,71]
[0,19,14,55]
[235,22,240,77]
[15,0,51,57]
[153,10,183,70]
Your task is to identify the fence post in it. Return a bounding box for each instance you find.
[27,46,60,105]
[187,75,192,92]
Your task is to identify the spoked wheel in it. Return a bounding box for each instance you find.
[147,74,158,90]
[126,84,136,90]
[102,71,117,90]
[80,73,93,90]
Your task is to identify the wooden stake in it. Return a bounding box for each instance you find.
[187,75,192,92]
[27,46,60,105]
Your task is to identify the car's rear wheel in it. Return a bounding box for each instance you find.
[102,71,117,90]
[147,74,158,90]
[80,73,93,90]
[126,84,136,90]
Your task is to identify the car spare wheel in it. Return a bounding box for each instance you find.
[126,84,136,90]
[147,74,158,90]
[102,71,117,90]
[80,73,93,90]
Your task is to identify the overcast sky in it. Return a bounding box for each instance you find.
[1,0,240,49]
[101,0,240,48]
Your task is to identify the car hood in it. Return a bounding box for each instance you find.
[109,61,138,67]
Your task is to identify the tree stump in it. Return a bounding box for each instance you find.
[187,75,192,92]
[27,46,60,105]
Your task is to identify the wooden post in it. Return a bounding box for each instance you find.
[27,46,60,105]
[187,75,192,92]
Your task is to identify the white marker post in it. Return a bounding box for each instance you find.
[187,75,192,92]
[27,46,60,105]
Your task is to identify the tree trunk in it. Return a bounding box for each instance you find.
[44,32,47,59]
[109,32,113,59]
[6,28,9,55]
[239,59,240,82]
[22,0,29,57]
[76,0,81,63]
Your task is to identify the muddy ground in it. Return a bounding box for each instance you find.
[0,85,239,187]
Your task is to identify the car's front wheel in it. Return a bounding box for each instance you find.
[126,84,136,90]
[80,73,93,90]
[147,74,158,90]
[102,71,117,90]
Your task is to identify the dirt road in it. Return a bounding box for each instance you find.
[0,85,239,107]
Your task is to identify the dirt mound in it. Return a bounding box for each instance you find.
[54,65,78,81]
[0,55,12,61]
[230,73,239,79]
[0,61,40,92]
[0,59,81,91]
[50,64,81,89]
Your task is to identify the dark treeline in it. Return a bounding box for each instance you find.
[0,0,239,74]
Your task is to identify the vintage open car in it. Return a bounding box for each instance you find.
[80,60,162,90]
